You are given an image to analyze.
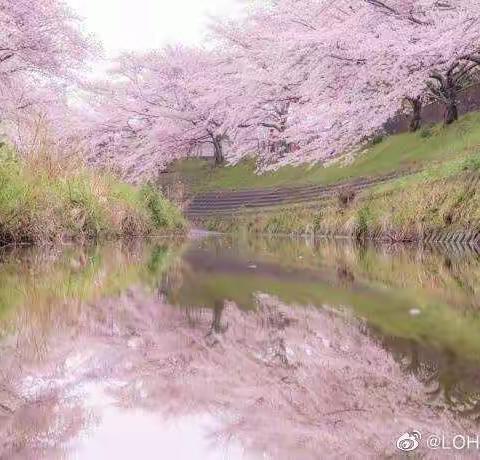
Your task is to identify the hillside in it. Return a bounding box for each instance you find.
[176,112,480,243]
[162,112,480,193]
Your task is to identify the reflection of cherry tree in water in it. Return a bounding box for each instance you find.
[380,336,480,421]
[1,285,479,458]
[148,240,480,427]
[0,341,93,457]
[209,301,229,336]
[88,292,479,457]
[127,294,477,458]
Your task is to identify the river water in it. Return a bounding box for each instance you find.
[1,235,480,459]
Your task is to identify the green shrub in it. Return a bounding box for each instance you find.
[355,206,372,239]
[418,125,434,139]
[141,183,185,231]
[462,154,480,172]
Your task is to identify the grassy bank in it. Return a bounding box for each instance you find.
[0,149,186,245]
[165,111,480,192]
[203,154,480,242]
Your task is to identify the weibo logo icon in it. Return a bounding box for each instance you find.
[396,431,422,452]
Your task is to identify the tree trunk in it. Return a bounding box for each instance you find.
[212,135,224,166]
[444,101,458,125]
[210,300,225,334]
[443,77,458,125]
[408,97,422,132]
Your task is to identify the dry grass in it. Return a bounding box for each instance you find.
[203,171,480,242]
[0,146,186,245]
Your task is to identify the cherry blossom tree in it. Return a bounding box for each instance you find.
[0,0,95,151]
[0,0,91,76]
[236,0,480,167]
[82,46,255,180]
[79,0,480,176]
[211,4,317,166]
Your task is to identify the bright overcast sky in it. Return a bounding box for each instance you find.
[68,0,244,56]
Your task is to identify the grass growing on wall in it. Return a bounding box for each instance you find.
[0,148,186,245]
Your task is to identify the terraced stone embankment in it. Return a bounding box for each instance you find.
[186,172,402,218]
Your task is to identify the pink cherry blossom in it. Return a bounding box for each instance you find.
[3,0,480,174]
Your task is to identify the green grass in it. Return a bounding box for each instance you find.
[0,148,186,245]
[203,166,480,241]
[165,112,480,192]
[185,111,480,240]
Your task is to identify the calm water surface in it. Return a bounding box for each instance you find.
[1,235,480,458]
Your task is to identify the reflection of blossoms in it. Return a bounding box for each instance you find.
[1,289,477,459]
[101,292,478,458]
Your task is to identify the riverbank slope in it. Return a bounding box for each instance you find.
[186,113,480,243]
[0,148,185,245]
